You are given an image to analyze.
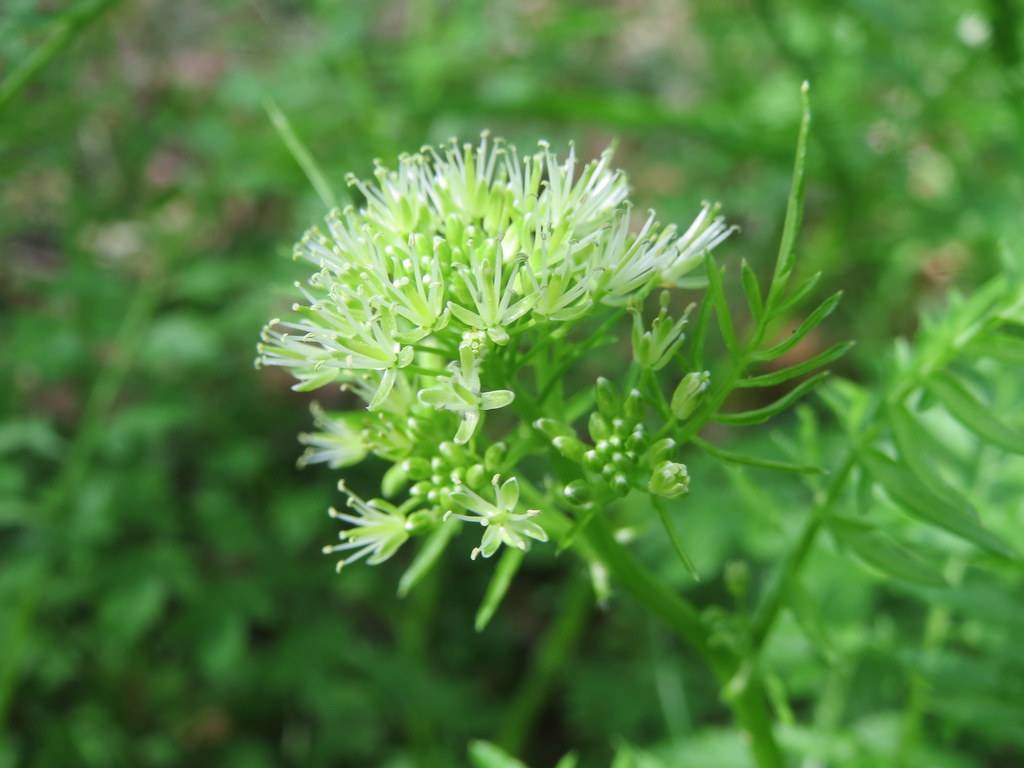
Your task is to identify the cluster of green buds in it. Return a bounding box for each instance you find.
[536,377,692,506]
[258,133,732,572]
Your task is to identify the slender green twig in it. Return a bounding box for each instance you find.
[652,497,700,581]
[499,576,591,753]
[0,0,123,114]
[263,95,339,210]
[581,515,784,768]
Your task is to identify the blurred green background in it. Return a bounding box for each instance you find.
[2,1,1023,766]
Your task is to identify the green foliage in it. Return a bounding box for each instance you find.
[3,2,1024,767]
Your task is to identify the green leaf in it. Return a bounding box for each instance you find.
[928,372,1024,454]
[886,402,970,506]
[693,436,823,474]
[860,449,1015,557]
[688,295,714,370]
[830,520,946,587]
[739,341,853,388]
[741,259,763,322]
[776,270,822,315]
[715,371,829,426]
[554,754,579,768]
[754,291,843,362]
[475,547,524,632]
[705,254,739,354]
[397,519,458,598]
[468,741,528,768]
[767,81,811,309]
[969,332,1024,364]
[675,275,709,290]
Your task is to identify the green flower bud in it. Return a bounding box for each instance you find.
[401,457,432,480]
[595,377,620,416]
[407,509,437,533]
[439,441,468,466]
[483,441,507,472]
[552,435,587,464]
[610,473,630,494]
[563,480,592,505]
[626,427,648,451]
[623,388,643,423]
[381,462,409,497]
[644,437,677,466]
[671,371,710,421]
[534,417,574,440]
[588,412,611,442]
[648,461,690,498]
[465,463,487,489]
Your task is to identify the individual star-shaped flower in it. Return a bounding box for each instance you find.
[446,475,548,559]
[322,481,412,570]
[297,403,368,469]
[416,340,514,444]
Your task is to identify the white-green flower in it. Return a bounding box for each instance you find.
[523,256,593,321]
[257,307,413,409]
[297,403,368,469]
[659,202,735,284]
[446,475,548,559]
[322,481,412,569]
[259,135,732,408]
[417,341,514,444]
[448,244,532,345]
[648,461,690,498]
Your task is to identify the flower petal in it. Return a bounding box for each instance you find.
[497,476,520,510]
[486,326,510,345]
[450,485,496,517]
[368,368,398,411]
[520,519,548,543]
[478,524,502,558]
[448,301,484,329]
[480,389,515,411]
[418,386,462,408]
[454,409,480,444]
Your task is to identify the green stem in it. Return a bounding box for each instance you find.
[582,516,783,768]
[395,565,443,766]
[652,497,700,581]
[498,576,591,753]
[749,451,854,651]
[0,0,122,114]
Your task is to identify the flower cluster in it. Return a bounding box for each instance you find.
[536,378,692,505]
[258,134,731,570]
